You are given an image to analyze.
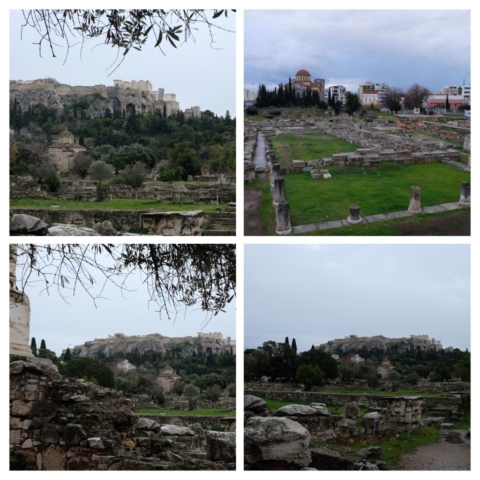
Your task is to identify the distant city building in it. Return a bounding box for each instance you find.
[290,69,325,100]
[325,85,347,104]
[358,82,390,107]
[361,91,379,107]
[426,94,466,111]
[244,89,256,101]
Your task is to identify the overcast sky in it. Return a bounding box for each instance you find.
[245,10,471,94]
[15,247,236,356]
[10,9,236,117]
[245,245,470,353]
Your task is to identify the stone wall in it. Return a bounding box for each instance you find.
[244,389,445,410]
[10,178,235,204]
[10,359,231,470]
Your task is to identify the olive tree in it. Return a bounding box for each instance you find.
[88,160,113,201]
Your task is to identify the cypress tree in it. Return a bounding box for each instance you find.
[292,338,297,353]
[285,337,290,347]
[40,339,46,349]
[64,347,72,361]
[30,337,37,356]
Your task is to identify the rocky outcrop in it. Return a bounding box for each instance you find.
[244,417,311,470]
[70,332,235,359]
[318,334,443,354]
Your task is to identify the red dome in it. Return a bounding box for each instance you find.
[296,69,311,77]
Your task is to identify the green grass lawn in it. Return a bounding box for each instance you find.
[284,162,470,226]
[272,133,358,167]
[135,408,235,417]
[10,198,221,212]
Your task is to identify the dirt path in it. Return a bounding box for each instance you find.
[399,430,470,470]
[244,189,265,236]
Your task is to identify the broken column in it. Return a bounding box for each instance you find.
[459,181,470,206]
[276,202,292,235]
[347,205,362,225]
[270,163,281,187]
[408,186,422,214]
[9,245,34,357]
[273,178,287,205]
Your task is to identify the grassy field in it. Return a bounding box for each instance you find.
[340,426,442,468]
[272,133,358,167]
[135,408,235,417]
[245,115,272,122]
[10,198,220,212]
[284,162,470,226]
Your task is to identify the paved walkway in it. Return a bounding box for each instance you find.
[292,203,469,234]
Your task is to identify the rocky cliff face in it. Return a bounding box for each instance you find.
[10,79,162,117]
[71,333,235,359]
[318,335,442,354]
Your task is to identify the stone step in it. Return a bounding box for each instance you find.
[208,212,236,219]
[208,217,236,225]
[208,224,236,231]
[204,230,236,236]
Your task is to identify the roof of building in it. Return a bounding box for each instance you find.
[296,69,311,77]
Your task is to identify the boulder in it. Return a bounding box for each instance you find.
[92,220,118,236]
[47,225,101,236]
[244,416,311,470]
[363,412,381,426]
[244,395,269,414]
[10,214,48,235]
[160,425,195,436]
[136,418,160,432]
[273,405,319,417]
[205,431,236,462]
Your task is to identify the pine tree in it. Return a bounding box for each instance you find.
[30,337,37,356]
[40,339,46,349]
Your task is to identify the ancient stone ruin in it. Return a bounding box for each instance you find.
[10,360,235,470]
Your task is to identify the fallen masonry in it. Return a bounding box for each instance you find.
[243,394,449,470]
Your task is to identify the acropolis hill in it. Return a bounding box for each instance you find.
[66,331,236,358]
[317,334,449,354]
[10,78,201,119]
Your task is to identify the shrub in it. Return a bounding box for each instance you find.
[270,109,282,116]
[44,173,61,192]
[245,106,258,116]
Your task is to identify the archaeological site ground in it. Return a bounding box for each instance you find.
[244,109,470,236]
[244,335,470,470]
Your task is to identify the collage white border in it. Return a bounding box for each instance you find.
[3,0,477,477]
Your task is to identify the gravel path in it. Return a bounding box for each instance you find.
[399,430,470,470]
